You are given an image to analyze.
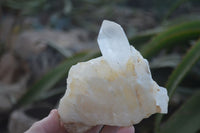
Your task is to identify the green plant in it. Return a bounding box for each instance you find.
[155,39,200,133]
[159,90,200,133]
[140,20,200,58]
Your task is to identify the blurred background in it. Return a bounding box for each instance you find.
[0,0,200,133]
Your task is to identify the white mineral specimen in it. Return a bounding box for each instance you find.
[58,20,169,133]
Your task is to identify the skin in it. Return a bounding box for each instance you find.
[25,109,135,133]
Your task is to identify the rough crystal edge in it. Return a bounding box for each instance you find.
[155,87,169,114]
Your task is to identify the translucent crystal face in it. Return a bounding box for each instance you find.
[97,20,132,70]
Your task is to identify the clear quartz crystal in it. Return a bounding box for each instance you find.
[97,20,131,70]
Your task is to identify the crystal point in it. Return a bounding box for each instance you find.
[97,20,131,70]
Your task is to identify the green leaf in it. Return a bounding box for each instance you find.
[129,27,163,48]
[167,39,200,98]
[140,20,200,58]
[162,14,200,27]
[155,39,200,132]
[160,90,200,133]
[129,17,200,49]
[15,51,100,108]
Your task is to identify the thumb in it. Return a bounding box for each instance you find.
[25,109,67,133]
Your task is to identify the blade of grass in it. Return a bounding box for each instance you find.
[14,51,100,108]
[160,90,200,133]
[140,20,200,58]
[162,14,200,27]
[129,18,200,49]
[167,39,200,98]
[155,39,200,132]
[129,27,163,48]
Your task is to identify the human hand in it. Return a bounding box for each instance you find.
[25,109,135,133]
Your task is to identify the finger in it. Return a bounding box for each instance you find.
[37,109,67,133]
[100,125,119,133]
[117,126,135,133]
[86,125,103,133]
[25,109,67,133]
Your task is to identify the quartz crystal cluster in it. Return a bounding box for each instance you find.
[58,20,169,133]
